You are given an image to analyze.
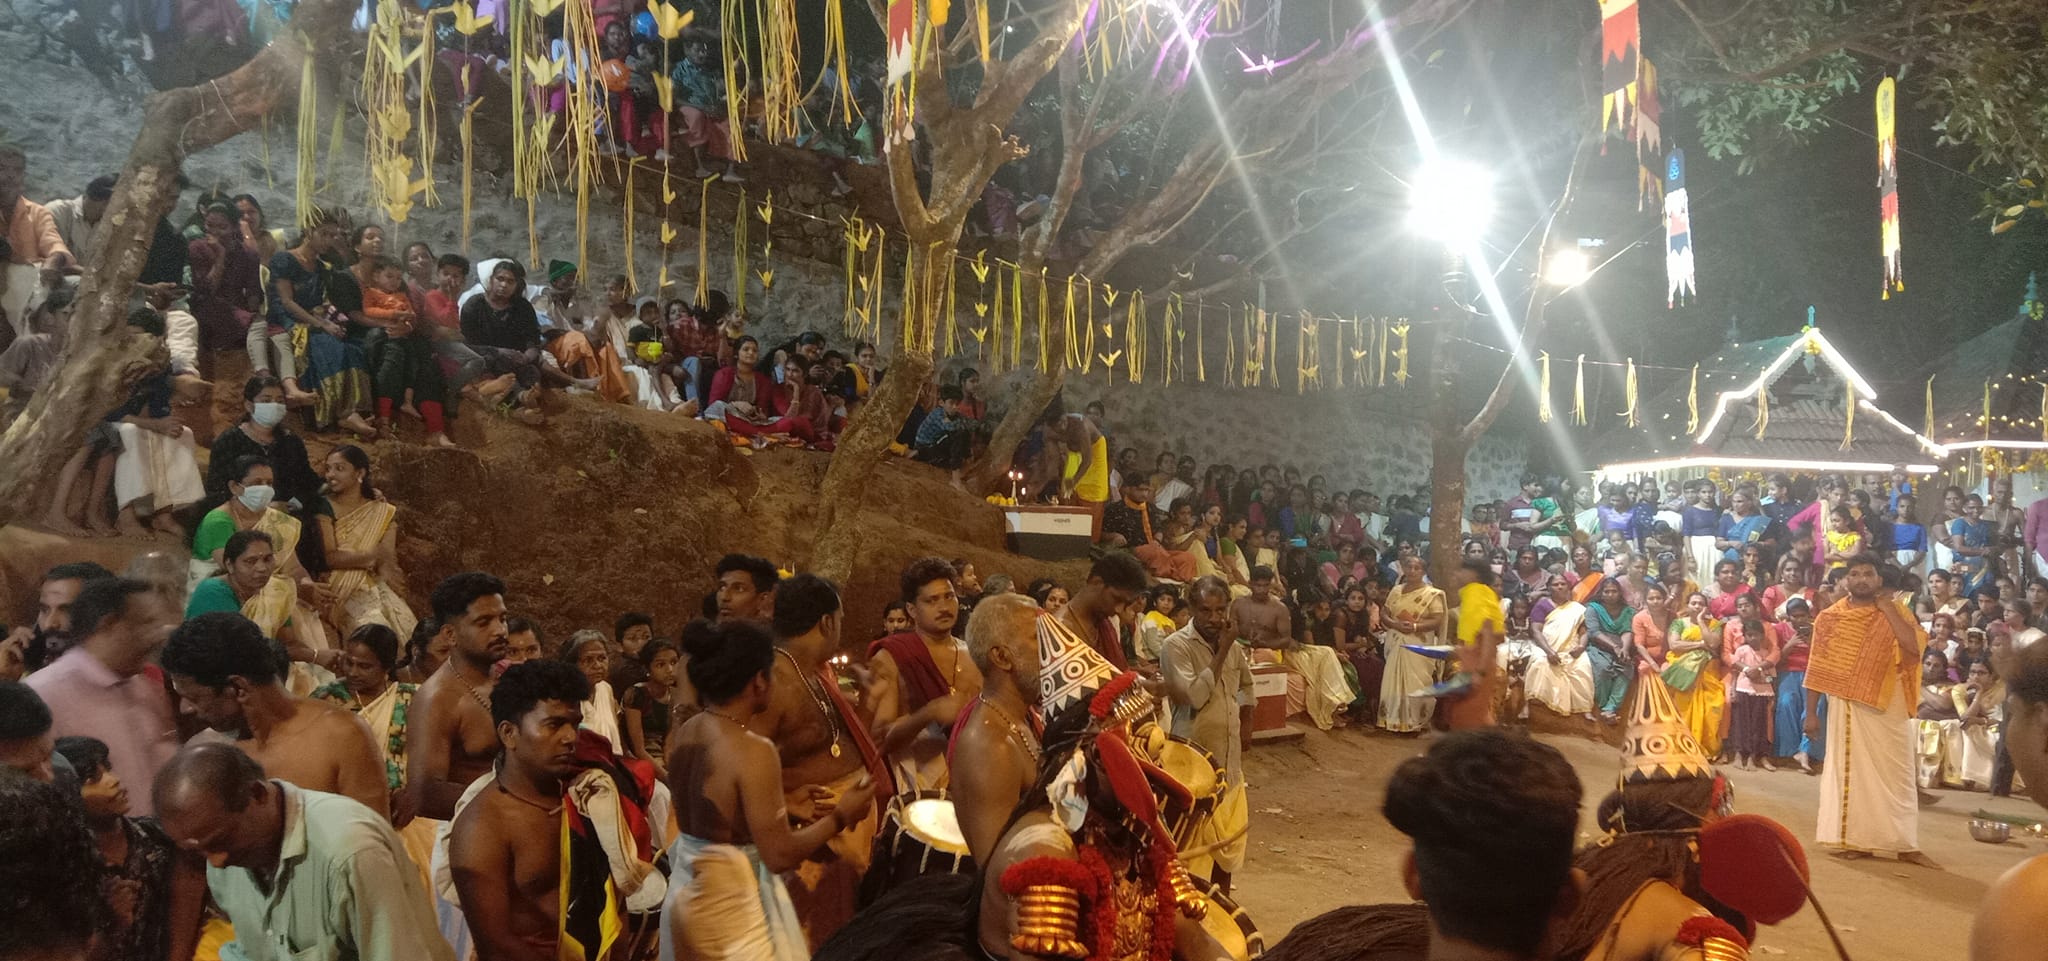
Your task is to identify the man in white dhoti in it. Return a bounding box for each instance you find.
[1805,553,1933,865]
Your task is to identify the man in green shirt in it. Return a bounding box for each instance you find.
[154,741,453,961]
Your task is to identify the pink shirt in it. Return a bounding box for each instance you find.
[26,648,181,815]
[2025,498,2048,555]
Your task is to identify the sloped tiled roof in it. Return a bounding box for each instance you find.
[1926,274,2048,443]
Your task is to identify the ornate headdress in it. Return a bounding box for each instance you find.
[1038,613,1119,716]
[1621,675,1713,783]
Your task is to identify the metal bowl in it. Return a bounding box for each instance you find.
[1969,819,2013,844]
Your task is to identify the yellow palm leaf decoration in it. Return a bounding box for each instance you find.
[450,1,494,35]
[660,222,678,245]
[973,302,989,317]
[662,179,677,204]
[651,1,695,39]
[525,52,566,84]
[970,252,990,283]
[756,196,774,223]
[529,0,565,16]
[375,100,412,142]
[756,268,775,289]
[653,75,675,113]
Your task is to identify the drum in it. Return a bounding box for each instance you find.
[1191,875,1264,959]
[867,789,975,897]
[1152,736,1223,847]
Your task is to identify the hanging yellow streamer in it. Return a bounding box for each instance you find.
[1296,312,1321,393]
[1125,290,1146,383]
[720,0,751,160]
[973,0,992,63]
[694,175,715,306]
[1754,385,1769,439]
[842,217,863,333]
[414,14,438,208]
[819,0,861,121]
[1924,375,1935,438]
[731,187,749,310]
[295,54,318,227]
[755,191,775,290]
[1010,261,1025,370]
[1036,269,1050,371]
[900,240,917,353]
[756,0,803,144]
[1621,359,1639,428]
[1841,379,1856,450]
[1376,318,1389,387]
[622,161,637,292]
[1389,322,1410,385]
[942,247,958,356]
[1162,295,1184,385]
[1686,364,1700,435]
[1572,354,1587,426]
[1195,302,1205,384]
[1061,275,1081,371]
[1984,381,1993,441]
[1537,352,1552,423]
[459,98,483,254]
[989,267,1005,373]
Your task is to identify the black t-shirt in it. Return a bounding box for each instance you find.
[460,295,542,352]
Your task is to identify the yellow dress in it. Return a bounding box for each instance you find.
[1661,617,1726,755]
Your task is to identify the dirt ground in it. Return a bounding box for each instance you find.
[1227,724,2043,960]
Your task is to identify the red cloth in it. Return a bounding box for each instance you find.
[818,663,896,796]
[867,632,951,710]
[1089,615,1129,671]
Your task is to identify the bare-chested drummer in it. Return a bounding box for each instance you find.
[950,593,1045,866]
[758,573,894,949]
[161,611,389,815]
[447,659,590,961]
[866,557,983,790]
[664,618,876,960]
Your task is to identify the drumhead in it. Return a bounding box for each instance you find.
[1156,737,1222,797]
[1191,876,1263,959]
[901,798,971,856]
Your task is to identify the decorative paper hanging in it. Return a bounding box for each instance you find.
[1664,147,1696,307]
[1634,58,1662,210]
[731,187,748,310]
[1841,379,1856,450]
[1537,351,1553,423]
[1686,363,1699,434]
[1390,322,1410,385]
[1163,295,1185,385]
[1036,269,1051,371]
[1125,290,1146,383]
[885,0,917,143]
[757,0,803,144]
[1376,317,1389,387]
[1876,76,1903,299]
[1598,0,1640,148]
[719,0,750,160]
[755,193,775,291]
[1754,385,1769,439]
[1195,301,1205,383]
[1061,271,1083,371]
[941,244,957,356]
[842,217,865,333]
[1572,354,1587,426]
[1621,358,1639,428]
[1925,375,1936,438]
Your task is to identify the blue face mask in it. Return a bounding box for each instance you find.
[237,484,276,513]
[251,402,287,428]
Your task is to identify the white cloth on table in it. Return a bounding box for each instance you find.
[111,421,205,513]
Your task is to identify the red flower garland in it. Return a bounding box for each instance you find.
[1091,672,1139,719]
[999,856,1099,899]
[1074,844,1121,961]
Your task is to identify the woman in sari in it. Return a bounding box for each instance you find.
[190,454,330,654]
[268,206,375,437]
[1378,555,1446,733]
[1662,590,1727,758]
[1525,577,1596,718]
[1500,547,1553,604]
[1583,577,1636,722]
[1760,556,1813,621]
[1631,583,1676,673]
[312,624,438,896]
[185,528,339,684]
[317,445,418,641]
[1338,583,1384,718]
[1214,516,1254,598]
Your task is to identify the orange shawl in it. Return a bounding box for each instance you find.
[1805,597,1924,710]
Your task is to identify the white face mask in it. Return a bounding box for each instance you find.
[237,484,276,512]
[251,401,287,428]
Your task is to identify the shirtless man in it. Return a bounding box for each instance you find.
[756,574,891,949]
[866,557,983,791]
[162,611,390,816]
[950,593,1044,866]
[408,571,512,821]
[665,619,876,960]
[1056,552,1149,671]
[1047,403,1109,529]
[447,660,590,961]
[1971,640,2048,961]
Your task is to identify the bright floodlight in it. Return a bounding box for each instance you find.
[1407,160,1494,244]
[1543,247,1591,287]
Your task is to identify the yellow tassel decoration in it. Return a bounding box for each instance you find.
[1572,354,1587,426]
[900,240,917,353]
[843,217,865,334]
[694,174,715,306]
[1390,321,1410,386]
[990,269,1005,374]
[459,98,483,254]
[732,187,749,311]
[756,192,775,290]
[973,0,992,64]
[1687,364,1700,435]
[1754,385,1769,439]
[295,53,318,227]
[622,161,637,292]
[720,0,750,160]
[820,0,861,121]
[1195,302,1205,383]
[1925,375,1935,438]
[1984,381,1993,441]
[1537,352,1552,423]
[1376,318,1389,387]
[1010,260,1025,370]
[1061,275,1081,371]
[943,247,958,356]
[1125,290,1145,383]
[1621,359,1639,428]
[1841,378,1856,450]
[757,0,802,144]
[1036,269,1050,371]
[414,13,438,208]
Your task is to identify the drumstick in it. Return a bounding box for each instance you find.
[1784,847,1854,961]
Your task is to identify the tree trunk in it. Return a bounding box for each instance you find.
[809,240,952,585]
[0,3,347,527]
[1427,432,1474,588]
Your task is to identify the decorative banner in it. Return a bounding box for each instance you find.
[1621,358,1639,428]
[1664,147,1696,307]
[1635,58,1662,210]
[885,0,917,143]
[1598,0,1641,148]
[1876,76,1903,299]
[1537,351,1553,423]
[1572,353,1587,426]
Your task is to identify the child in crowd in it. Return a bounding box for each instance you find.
[1824,506,1864,572]
[911,384,976,485]
[360,255,444,443]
